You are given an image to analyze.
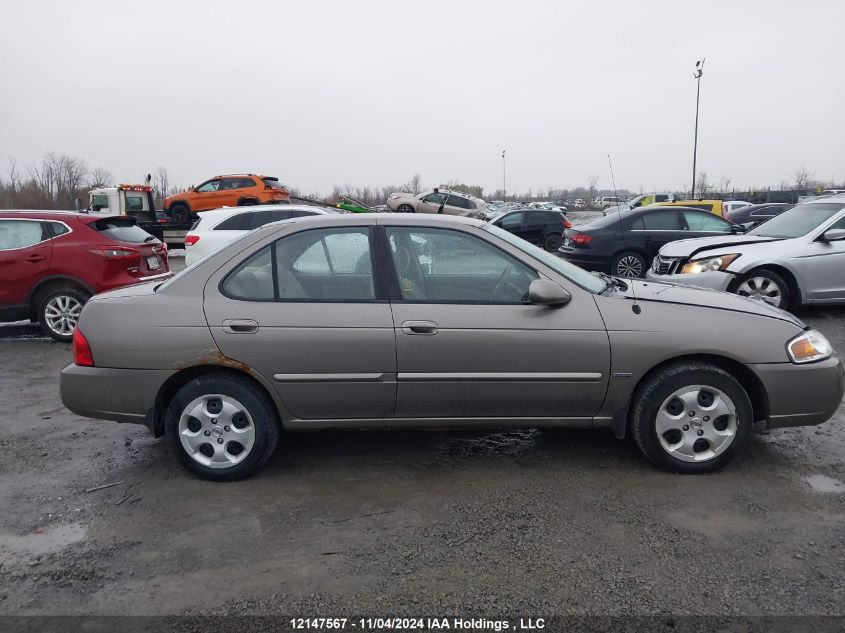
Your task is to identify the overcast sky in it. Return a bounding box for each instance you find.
[1,0,843,197]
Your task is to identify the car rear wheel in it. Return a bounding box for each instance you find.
[165,374,280,481]
[611,251,647,278]
[38,287,89,342]
[732,269,790,310]
[169,203,190,224]
[543,233,563,251]
[397,204,414,213]
[630,362,753,473]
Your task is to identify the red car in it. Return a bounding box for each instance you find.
[0,211,170,342]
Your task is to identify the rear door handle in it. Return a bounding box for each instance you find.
[26,254,46,263]
[222,319,259,334]
[401,320,438,335]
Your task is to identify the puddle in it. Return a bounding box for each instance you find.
[805,474,845,493]
[0,522,87,563]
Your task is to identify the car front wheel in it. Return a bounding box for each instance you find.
[630,362,753,473]
[165,373,280,481]
[732,269,790,310]
[396,204,414,213]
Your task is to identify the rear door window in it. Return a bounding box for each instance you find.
[499,212,523,228]
[0,220,48,250]
[635,211,682,230]
[90,218,154,243]
[249,210,290,229]
[214,214,252,231]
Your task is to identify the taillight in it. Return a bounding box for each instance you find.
[184,234,200,246]
[73,328,94,367]
[563,218,572,229]
[98,247,139,259]
[570,232,593,246]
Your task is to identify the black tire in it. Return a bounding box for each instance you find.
[630,362,754,474]
[730,268,791,310]
[169,203,190,224]
[543,233,563,251]
[238,198,259,206]
[611,251,648,278]
[37,286,90,342]
[165,373,280,481]
[397,204,415,213]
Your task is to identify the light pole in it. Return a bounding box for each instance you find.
[691,58,705,199]
[502,150,507,201]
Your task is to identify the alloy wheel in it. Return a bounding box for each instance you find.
[736,277,782,306]
[655,384,738,462]
[616,255,643,277]
[43,295,83,337]
[178,394,256,469]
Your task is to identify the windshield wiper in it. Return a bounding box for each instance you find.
[592,271,629,293]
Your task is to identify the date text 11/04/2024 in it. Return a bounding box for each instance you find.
[289,618,546,630]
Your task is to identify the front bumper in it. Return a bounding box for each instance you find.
[646,269,735,292]
[749,356,844,429]
[60,363,176,430]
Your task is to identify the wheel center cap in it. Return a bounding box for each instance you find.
[690,417,703,429]
[211,426,224,437]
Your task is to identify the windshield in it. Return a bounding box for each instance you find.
[483,224,606,293]
[89,218,155,243]
[747,203,845,238]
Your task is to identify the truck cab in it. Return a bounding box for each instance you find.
[86,185,189,247]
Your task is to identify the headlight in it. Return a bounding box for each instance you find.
[787,330,833,364]
[388,194,399,200]
[680,253,739,274]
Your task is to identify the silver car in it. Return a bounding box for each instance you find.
[386,189,486,219]
[60,214,843,480]
[648,195,845,310]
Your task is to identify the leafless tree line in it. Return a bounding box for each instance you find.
[0,154,182,210]
[1,155,841,212]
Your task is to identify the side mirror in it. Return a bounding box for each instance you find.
[822,228,845,242]
[528,279,571,307]
[730,224,746,234]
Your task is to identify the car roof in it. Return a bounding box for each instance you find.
[0,210,114,223]
[199,204,335,217]
[210,174,273,179]
[804,193,845,205]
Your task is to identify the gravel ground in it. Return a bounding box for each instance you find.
[1,232,844,620]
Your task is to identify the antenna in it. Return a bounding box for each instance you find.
[608,154,641,315]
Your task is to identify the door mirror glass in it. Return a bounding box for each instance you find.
[822,228,845,242]
[528,279,571,307]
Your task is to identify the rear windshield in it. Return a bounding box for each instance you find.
[90,218,155,243]
[262,178,284,190]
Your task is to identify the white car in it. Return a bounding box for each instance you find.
[184,204,339,266]
[723,200,752,214]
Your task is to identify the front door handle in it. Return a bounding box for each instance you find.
[26,254,46,263]
[401,320,438,335]
[222,319,259,334]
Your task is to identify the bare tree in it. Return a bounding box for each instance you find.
[718,176,732,193]
[588,175,599,204]
[695,171,713,196]
[406,173,423,195]
[88,167,113,188]
[794,167,814,190]
[151,166,174,207]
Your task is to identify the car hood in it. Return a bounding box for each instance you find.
[658,234,780,258]
[619,278,805,327]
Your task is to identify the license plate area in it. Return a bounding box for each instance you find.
[147,256,160,270]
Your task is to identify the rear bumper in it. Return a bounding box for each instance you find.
[645,270,734,292]
[557,248,608,272]
[749,356,844,429]
[60,363,175,429]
